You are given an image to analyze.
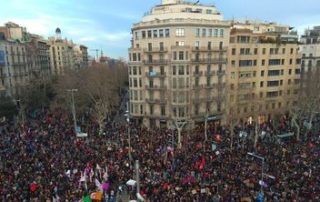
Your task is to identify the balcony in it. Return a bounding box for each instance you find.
[128,47,142,52]
[217,70,226,76]
[192,47,228,52]
[193,84,203,89]
[145,114,169,120]
[128,61,142,65]
[171,45,191,50]
[193,71,203,76]
[193,96,215,103]
[145,85,167,90]
[143,60,169,65]
[203,84,215,89]
[146,99,167,104]
[145,72,166,78]
[205,71,215,76]
[191,58,227,64]
[143,47,168,53]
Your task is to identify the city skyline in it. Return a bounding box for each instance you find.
[1,0,319,59]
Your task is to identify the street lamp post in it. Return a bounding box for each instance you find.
[67,89,78,134]
[247,152,265,192]
[205,113,208,142]
[126,102,132,161]
[135,160,140,195]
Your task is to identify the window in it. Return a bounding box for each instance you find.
[267,80,279,87]
[231,60,235,66]
[148,30,152,38]
[178,65,184,75]
[173,52,177,60]
[232,48,236,55]
[148,43,152,51]
[239,60,254,67]
[254,48,258,55]
[289,69,292,75]
[178,41,185,46]
[268,70,280,76]
[260,81,264,87]
[195,77,199,87]
[176,28,185,37]
[161,106,166,116]
[208,29,212,37]
[202,28,206,37]
[165,29,170,37]
[282,48,286,54]
[268,59,281,66]
[262,59,265,66]
[207,65,211,74]
[262,48,266,54]
[160,66,164,75]
[160,42,164,51]
[267,91,279,98]
[133,79,137,87]
[135,32,139,40]
[206,9,212,14]
[150,105,154,115]
[214,29,218,37]
[179,51,184,60]
[207,76,211,86]
[173,66,176,75]
[153,30,158,38]
[149,79,154,88]
[196,28,200,37]
[133,66,137,75]
[159,29,164,38]
[220,29,224,37]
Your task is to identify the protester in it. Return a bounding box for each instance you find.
[0,107,319,201]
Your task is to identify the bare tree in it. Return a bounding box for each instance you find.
[291,68,320,139]
[80,67,119,134]
[53,62,128,134]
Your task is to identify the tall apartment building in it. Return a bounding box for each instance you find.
[300,26,320,82]
[80,45,89,68]
[73,45,89,70]
[48,28,75,75]
[0,22,37,97]
[0,39,33,97]
[227,22,301,123]
[128,0,229,128]
[48,28,89,75]
[29,34,50,77]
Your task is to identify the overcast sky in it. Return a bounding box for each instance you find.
[1,0,319,59]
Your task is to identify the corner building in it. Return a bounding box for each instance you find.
[128,0,229,128]
[227,21,301,123]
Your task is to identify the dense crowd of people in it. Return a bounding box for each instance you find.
[0,106,319,201]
